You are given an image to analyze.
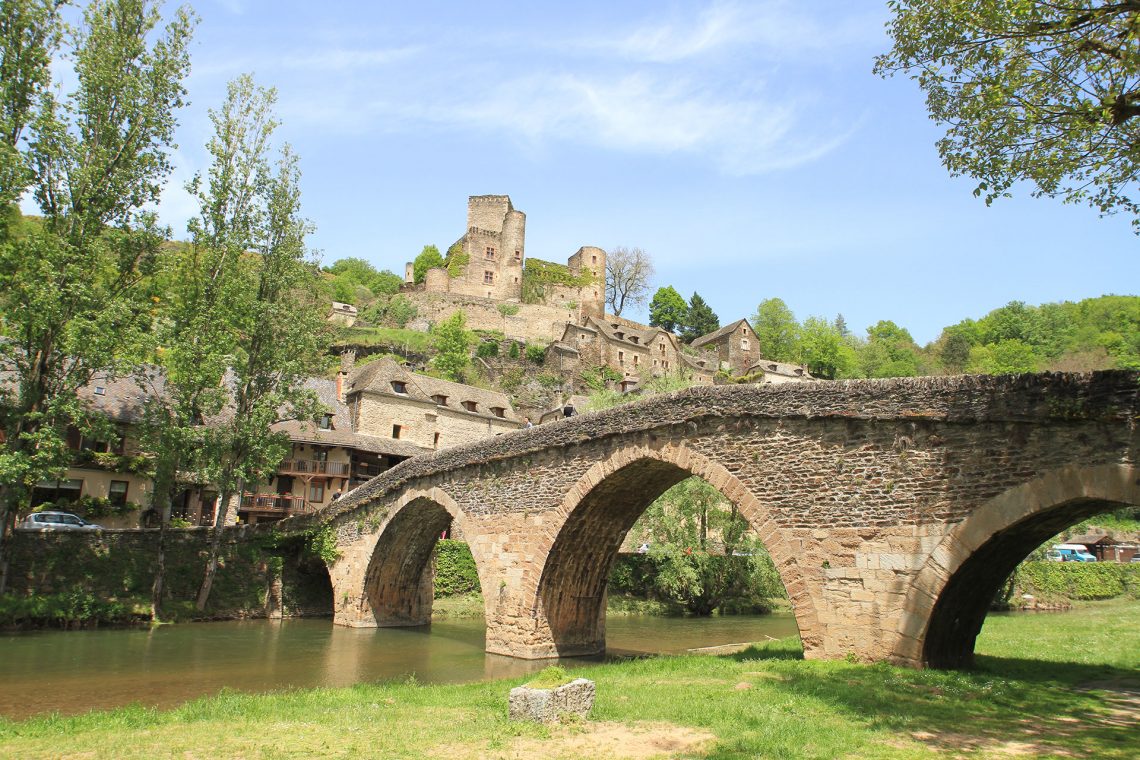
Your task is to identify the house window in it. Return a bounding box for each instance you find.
[309,481,325,503]
[462,400,478,412]
[741,337,750,351]
[485,246,496,259]
[618,350,625,364]
[318,413,334,430]
[634,355,640,366]
[391,381,407,394]
[391,425,402,439]
[31,478,83,508]
[432,394,448,406]
[433,432,440,448]
[659,343,665,354]
[313,448,328,463]
[490,407,505,418]
[109,480,128,507]
[483,271,494,284]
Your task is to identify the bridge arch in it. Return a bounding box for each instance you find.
[892,464,1140,669]
[515,442,822,658]
[333,486,486,627]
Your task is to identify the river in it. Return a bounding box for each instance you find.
[0,613,799,720]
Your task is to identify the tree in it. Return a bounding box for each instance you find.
[876,1,1140,227]
[648,285,687,333]
[860,320,922,378]
[412,244,443,284]
[939,330,973,374]
[431,311,473,382]
[194,76,327,610]
[969,338,1041,374]
[751,298,799,362]
[605,246,653,316]
[833,313,849,337]
[799,316,857,379]
[0,0,194,592]
[682,292,719,343]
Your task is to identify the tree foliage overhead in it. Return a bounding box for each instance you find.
[605,246,654,316]
[876,1,1140,227]
[412,244,443,284]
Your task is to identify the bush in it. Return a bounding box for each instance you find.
[496,303,520,317]
[475,341,499,358]
[525,344,546,364]
[0,591,142,629]
[508,341,521,359]
[1016,561,1140,600]
[434,540,480,597]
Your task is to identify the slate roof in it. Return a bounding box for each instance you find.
[690,319,752,349]
[346,358,520,423]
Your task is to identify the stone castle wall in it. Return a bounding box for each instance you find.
[406,291,588,344]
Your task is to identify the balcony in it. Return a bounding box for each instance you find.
[278,459,350,476]
[240,492,313,513]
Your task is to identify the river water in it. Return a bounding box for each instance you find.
[0,613,799,720]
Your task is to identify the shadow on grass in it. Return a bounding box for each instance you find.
[735,655,1139,757]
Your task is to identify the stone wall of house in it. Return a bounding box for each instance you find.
[355,393,518,451]
[305,371,1140,665]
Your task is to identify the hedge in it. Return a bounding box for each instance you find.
[434,540,480,597]
[1016,561,1140,600]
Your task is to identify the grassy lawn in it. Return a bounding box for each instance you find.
[1,601,1136,759]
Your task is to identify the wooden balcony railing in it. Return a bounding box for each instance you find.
[240,492,313,513]
[278,459,350,476]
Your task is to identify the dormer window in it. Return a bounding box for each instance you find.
[391,381,408,395]
[490,406,506,418]
[615,331,624,339]
[629,336,639,344]
[432,394,448,406]
[318,413,334,430]
[462,400,478,412]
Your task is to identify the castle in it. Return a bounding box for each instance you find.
[403,195,606,340]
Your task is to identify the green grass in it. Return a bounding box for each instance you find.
[1,601,1136,759]
[332,326,433,352]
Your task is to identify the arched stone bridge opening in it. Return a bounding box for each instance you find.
[294,372,1139,668]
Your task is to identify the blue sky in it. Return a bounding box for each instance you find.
[149,0,1136,345]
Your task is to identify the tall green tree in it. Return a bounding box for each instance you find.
[860,320,922,378]
[0,0,194,592]
[682,292,719,343]
[876,1,1140,227]
[799,316,857,379]
[412,244,443,284]
[751,298,799,362]
[431,310,473,382]
[648,285,687,333]
[194,77,327,610]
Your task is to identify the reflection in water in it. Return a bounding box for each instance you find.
[0,613,798,720]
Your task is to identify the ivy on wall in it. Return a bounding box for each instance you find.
[521,258,595,304]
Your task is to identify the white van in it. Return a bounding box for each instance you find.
[1047,544,1097,562]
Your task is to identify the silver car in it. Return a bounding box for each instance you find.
[19,511,101,531]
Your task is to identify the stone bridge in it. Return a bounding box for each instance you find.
[302,372,1140,669]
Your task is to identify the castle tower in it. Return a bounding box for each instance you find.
[567,246,606,319]
[459,195,526,300]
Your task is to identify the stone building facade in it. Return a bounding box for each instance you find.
[690,319,761,376]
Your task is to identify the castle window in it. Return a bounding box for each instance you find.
[634,355,640,366]
[434,432,440,448]
[391,381,407,395]
[485,246,496,259]
[483,271,494,284]
[591,255,596,264]
[432,394,448,406]
[618,350,625,364]
[514,250,521,260]
[462,400,478,412]
[392,424,402,439]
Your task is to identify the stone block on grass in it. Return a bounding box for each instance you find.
[508,678,595,723]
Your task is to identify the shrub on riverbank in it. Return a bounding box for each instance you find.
[433,539,480,597]
[0,591,148,629]
[1014,561,1140,601]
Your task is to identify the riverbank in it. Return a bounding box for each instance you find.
[1,600,1135,759]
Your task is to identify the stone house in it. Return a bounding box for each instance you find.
[744,359,815,384]
[327,301,358,327]
[547,316,717,390]
[690,319,761,376]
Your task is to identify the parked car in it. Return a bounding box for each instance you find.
[19,511,102,531]
[1049,543,1097,562]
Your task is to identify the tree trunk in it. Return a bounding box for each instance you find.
[195,478,240,611]
[149,455,178,618]
[0,492,13,596]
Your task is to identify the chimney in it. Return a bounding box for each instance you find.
[336,372,344,403]
[337,350,356,403]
